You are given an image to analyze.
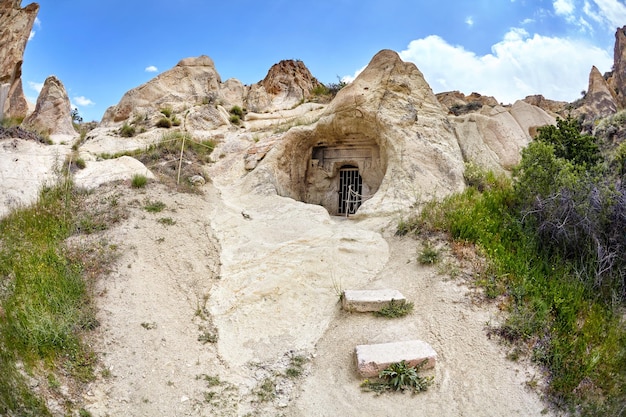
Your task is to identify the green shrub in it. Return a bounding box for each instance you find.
[156,117,172,128]
[131,174,148,188]
[119,123,136,137]
[75,158,86,170]
[171,115,181,127]
[229,105,244,118]
[229,115,240,125]
[418,244,440,265]
[159,107,173,118]
[144,200,165,213]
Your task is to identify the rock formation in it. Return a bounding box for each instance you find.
[608,26,626,109]
[101,55,228,130]
[23,75,76,137]
[243,50,466,216]
[450,101,556,172]
[0,1,39,120]
[522,95,568,116]
[436,91,498,114]
[574,66,618,121]
[246,59,323,112]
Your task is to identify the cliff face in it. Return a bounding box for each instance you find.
[609,26,626,109]
[0,1,39,119]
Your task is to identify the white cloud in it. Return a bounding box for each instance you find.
[554,0,575,16]
[591,0,626,30]
[394,28,612,104]
[145,65,158,72]
[28,17,41,41]
[73,96,95,107]
[27,81,44,93]
[465,16,474,27]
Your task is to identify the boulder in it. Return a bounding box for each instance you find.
[73,155,155,190]
[0,1,39,119]
[522,94,568,116]
[23,76,76,137]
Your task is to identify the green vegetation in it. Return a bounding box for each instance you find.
[398,116,626,415]
[156,117,172,128]
[417,243,440,265]
[0,180,111,416]
[285,355,307,378]
[131,173,148,188]
[361,360,433,394]
[144,200,166,213]
[119,122,136,137]
[373,299,414,318]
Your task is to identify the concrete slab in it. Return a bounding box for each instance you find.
[341,289,406,312]
[355,340,437,377]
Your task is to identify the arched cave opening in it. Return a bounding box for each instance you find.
[302,135,387,215]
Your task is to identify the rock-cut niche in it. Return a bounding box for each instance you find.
[302,135,386,215]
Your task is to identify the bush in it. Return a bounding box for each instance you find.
[159,107,173,118]
[229,115,241,125]
[229,105,244,118]
[119,123,136,137]
[75,158,86,170]
[361,360,433,394]
[131,174,148,188]
[156,117,172,128]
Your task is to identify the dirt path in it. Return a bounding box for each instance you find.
[83,181,554,416]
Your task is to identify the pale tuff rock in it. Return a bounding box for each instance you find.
[450,100,556,173]
[23,76,76,137]
[243,49,466,216]
[73,155,154,190]
[355,340,437,378]
[0,1,39,119]
[101,55,225,127]
[522,94,568,117]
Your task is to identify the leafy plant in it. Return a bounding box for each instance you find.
[373,299,414,318]
[361,360,433,394]
[157,217,176,226]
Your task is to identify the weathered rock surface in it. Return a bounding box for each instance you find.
[247,59,323,112]
[0,1,39,119]
[73,155,154,190]
[0,138,70,218]
[608,26,626,109]
[522,94,568,116]
[243,49,467,216]
[436,91,498,114]
[450,100,556,172]
[101,55,227,129]
[574,66,618,121]
[23,75,76,138]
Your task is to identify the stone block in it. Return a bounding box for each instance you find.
[355,340,437,377]
[341,289,406,312]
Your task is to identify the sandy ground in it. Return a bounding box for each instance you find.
[81,179,555,417]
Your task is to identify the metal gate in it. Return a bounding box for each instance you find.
[338,166,362,215]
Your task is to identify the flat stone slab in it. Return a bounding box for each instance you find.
[355,340,437,377]
[341,289,406,312]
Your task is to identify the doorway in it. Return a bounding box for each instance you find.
[338,166,362,215]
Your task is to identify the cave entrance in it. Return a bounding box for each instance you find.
[338,166,362,215]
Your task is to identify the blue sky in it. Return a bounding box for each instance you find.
[21,0,626,122]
